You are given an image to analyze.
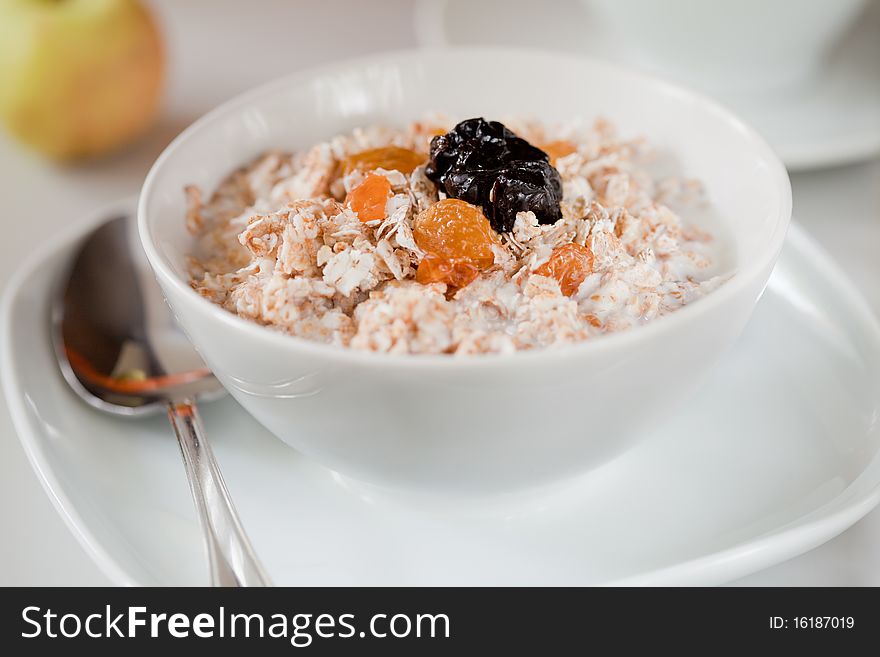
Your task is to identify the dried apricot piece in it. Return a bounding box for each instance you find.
[416,253,479,290]
[413,198,500,270]
[534,243,594,296]
[345,173,392,222]
[342,146,425,175]
[541,140,577,165]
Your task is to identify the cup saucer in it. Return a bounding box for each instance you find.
[3,198,880,585]
[415,0,880,170]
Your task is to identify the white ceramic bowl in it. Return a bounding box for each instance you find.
[139,48,791,494]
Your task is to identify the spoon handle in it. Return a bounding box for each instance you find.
[167,400,271,587]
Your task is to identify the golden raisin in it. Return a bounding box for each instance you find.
[416,253,479,290]
[413,198,500,270]
[345,173,391,222]
[534,243,594,296]
[342,146,425,175]
[541,140,577,166]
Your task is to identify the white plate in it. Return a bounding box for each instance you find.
[3,199,880,586]
[414,0,880,171]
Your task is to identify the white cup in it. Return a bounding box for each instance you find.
[587,0,868,94]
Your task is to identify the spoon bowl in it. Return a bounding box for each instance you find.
[52,213,223,414]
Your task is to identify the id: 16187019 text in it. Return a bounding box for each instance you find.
[769,616,854,630]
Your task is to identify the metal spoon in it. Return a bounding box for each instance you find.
[51,212,270,587]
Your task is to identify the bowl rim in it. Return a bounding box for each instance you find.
[138,46,792,371]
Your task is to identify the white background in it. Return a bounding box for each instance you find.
[0,0,877,585]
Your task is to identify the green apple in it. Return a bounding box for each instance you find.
[0,0,164,160]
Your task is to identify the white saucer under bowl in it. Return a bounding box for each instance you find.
[2,198,880,586]
[414,0,880,171]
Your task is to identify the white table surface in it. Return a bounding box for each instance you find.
[0,0,877,586]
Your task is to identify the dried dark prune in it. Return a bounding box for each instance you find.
[425,118,563,233]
